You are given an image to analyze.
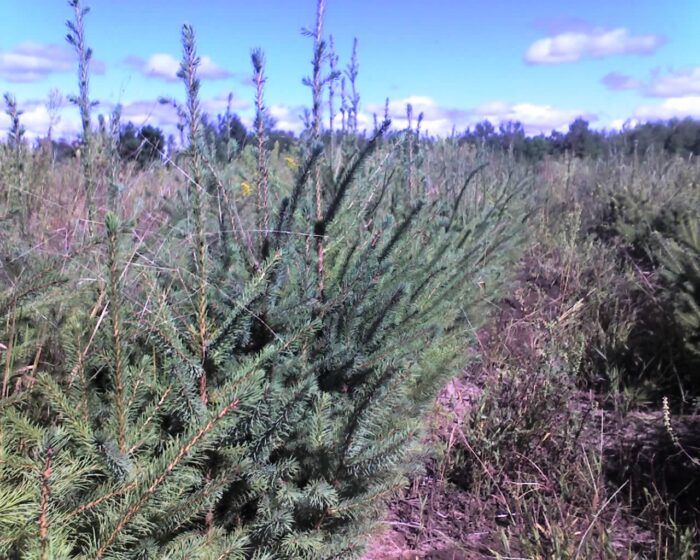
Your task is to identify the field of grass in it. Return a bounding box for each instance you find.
[1,1,699,559]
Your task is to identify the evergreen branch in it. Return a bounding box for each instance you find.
[179,23,210,405]
[361,286,405,345]
[67,289,107,386]
[106,213,126,452]
[94,394,241,558]
[66,0,96,233]
[363,167,395,225]
[127,386,173,456]
[208,253,280,352]
[378,202,423,262]
[307,0,327,299]
[276,144,324,246]
[445,162,488,232]
[249,379,313,461]
[66,481,137,520]
[334,243,358,288]
[147,295,206,419]
[0,483,35,547]
[252,49,270,247]
[36,373,94,449]
[321,119,392,233]
[345,38,360,133]
[0,268,68,321]
[335,366,408,479]
[154,472,234,538]
[1,310,16,399]
[38,446,53,560]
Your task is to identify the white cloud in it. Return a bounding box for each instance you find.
[232,96,598,138]
[0,102,80,140]
[608,118,640,131]
[0,42,105,83]
[198,57,233,81]
[126,53,231,82]
[633,96,700,120]
[268,105,304,134]
[602,66,700,98]
[646,67,700,98]
[525,27,664,65]
[362,96,469,136]
[0,95,251,141]
[472,101,594,134]
[360,96,592,136]
[13,92,700,143]
[142,54,180,81]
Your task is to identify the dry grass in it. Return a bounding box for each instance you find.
[363,215,699,559]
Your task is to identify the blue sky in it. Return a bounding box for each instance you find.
[1,0,699,139]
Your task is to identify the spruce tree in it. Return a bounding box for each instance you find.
[657,219,700,389]
[0,4,524,558]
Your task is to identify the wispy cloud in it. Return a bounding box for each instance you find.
[472,101,595,134]
[634,96,700,121]
[601,71,642,91]
[0,99,80,139]
[364,96,469,135]
[362,96,592,136]
[202,94,251,115]
[113,96,253,137]
[125,53,231,82]
[268,105,305,133]
[0,42,105,83]
[645,67,700,98]
[524,27,664,65]
[601,66,700,99]
[119,100,182,129]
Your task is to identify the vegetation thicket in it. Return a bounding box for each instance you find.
[0,1,698,559]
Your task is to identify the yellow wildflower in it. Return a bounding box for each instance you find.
[240,181,253,197]
[284,155,299,171]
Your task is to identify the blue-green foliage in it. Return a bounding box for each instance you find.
[0,9,524,560]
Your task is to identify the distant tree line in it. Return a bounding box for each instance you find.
[40,110,296,166]
[458,117,700,160]
[15,115,700,164]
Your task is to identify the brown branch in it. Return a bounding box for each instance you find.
[312,0,326,299]
[2,310,17,399]
[67,481,137,520]
[39,447,53,560]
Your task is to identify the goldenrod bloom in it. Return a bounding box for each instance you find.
[240,181,253,197]
[284,155,299,171]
